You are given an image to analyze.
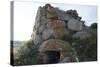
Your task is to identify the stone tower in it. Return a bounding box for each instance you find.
[31,4,90,63]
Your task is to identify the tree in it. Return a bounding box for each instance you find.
[73,31,97,61]
[90,23,97,29]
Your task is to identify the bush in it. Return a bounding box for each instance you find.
[73,31,97,61]
[14,39,38,66]
[90,23,97,29]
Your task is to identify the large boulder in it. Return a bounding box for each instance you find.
[67,19,83,31]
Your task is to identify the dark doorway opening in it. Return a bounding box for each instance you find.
[65,20,68,28]
[46,51,60,64]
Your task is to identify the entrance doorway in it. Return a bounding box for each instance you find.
[46,51,60,64]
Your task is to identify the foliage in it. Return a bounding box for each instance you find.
[73,31,97,61]
[14,39,38,66]
[90,23,97,29]
[61,33,73,43]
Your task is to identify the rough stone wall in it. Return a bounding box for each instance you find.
[31,4,92,63]
[31,4,86,45]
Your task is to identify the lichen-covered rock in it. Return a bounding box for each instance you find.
[47,20,65,38]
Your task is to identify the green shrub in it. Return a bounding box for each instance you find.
[14,39,38,66]
[90,23,97,29]
[61,34,73,43]
[73,31,97,61]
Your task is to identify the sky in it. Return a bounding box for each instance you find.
[14,1,97,41]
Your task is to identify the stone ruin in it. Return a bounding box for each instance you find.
[31,4,91,64]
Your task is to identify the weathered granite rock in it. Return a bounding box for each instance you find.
[68,19,83,31]
[55,8,71,21]
[32,32,43,45]
[42,28,53,40]
[37,24,46,33]
[32,4,84,45]
[39,39,71,52]
[47,20,65,38]
[46,6,58,19]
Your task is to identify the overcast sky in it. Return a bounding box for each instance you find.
[14,1,97,41]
